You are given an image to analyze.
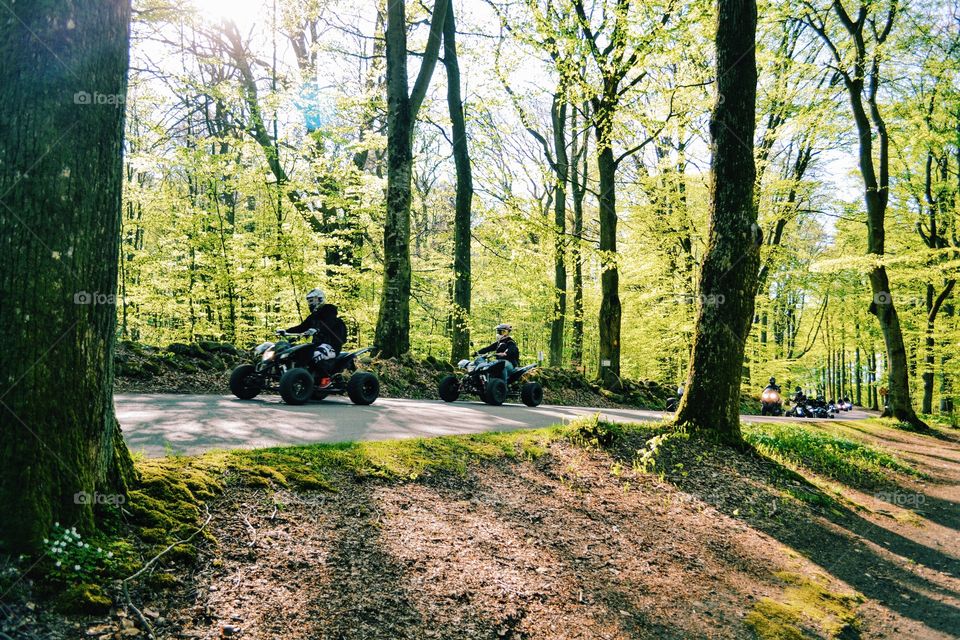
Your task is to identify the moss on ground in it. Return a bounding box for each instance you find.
[52,583,112,614]
[746,571,862,639]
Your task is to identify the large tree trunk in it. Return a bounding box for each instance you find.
[597,140,621,389]
[0,0,136,553]
[570,104,589,368]
[549,96,569,367]
[374,0,414,357]
[442,2,472,363]
[675,0,759,444]
[374,0,447,358]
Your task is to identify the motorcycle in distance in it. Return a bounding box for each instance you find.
[229,330,380,406]
[760,386,783,416]
[438,355,544,407]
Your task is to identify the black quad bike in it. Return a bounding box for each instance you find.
[229,332,379,406]
[438,356,543,407]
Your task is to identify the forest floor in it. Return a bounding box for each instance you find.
[4,417,958,639]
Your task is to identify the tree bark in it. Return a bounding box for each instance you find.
[570,103,589,368]
[442,2,472,363]
[0,0,136,552]
[597,139,622,389]
[675,0,759,444]
[375,0,415,357]
[374,0,448,358]
[549,95,569,367]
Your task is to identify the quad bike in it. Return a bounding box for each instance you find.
[760,387,783,416]
[438,356,543,407]
[229,332,379,406]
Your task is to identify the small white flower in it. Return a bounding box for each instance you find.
[73,565,80,571]
[77,541,83,547]
[55,561,61,567]
[83,543,89,549]
[107,552,114,558]
[43,538,48,544]
[54,522,60,528]
[97,547,102,553]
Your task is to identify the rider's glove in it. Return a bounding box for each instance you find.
[304,328,318,336]
[275,329,286,336]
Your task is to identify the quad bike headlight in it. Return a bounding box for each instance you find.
[254,341,275,356]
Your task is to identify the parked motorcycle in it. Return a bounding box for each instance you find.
[438,355,543,407]
[229,332,379,406]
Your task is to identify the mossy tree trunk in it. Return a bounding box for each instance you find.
[675,0,759,444]
[443,2,472,363]
[374,0,448,358]
[0,0,136,553]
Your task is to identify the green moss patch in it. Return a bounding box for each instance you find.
[747,572,862,639]
[53,582,112,614]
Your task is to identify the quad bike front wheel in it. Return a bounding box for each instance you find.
[484,378,507,406]
[438,375,460,402]
[520,381,543,407]
[279,368,314,405]
[347,372,379,405]
[229,364,262,400]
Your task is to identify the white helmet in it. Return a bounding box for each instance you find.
[306,287,325,312]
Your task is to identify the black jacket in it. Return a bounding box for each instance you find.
[477,336,519,367]
[286,304,346,352]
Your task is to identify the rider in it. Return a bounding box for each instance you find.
[792,386,806,404]
[475,323,520,382]
[765,377,781,392]
[279,288,346,387]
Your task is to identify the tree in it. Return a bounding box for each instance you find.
[375,0,449,357]
[0,0,136,552]
[571,0,675,389]
[675,0,760,443]
[443,1,473,362]
[803,0,926,428]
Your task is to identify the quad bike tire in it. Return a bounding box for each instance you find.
[347,371,379,405]
[279,368,314,405]
[520,381,543,407]
[229,364,262,400]
[439,375,460,402]
[484,378,507,406]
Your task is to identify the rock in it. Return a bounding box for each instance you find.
[120,629,141,637]
[143,608,160,620]
[86,625,113,637]
[221,624,240,636]
[121,618,136,629]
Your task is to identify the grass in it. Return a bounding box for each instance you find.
[743,422,921,490]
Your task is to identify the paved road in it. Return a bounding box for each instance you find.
[115,393,875,458]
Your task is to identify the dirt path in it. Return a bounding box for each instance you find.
[11,419,956,639]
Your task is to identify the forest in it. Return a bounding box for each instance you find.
[2,0,960,637]
[115,0,959,418]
